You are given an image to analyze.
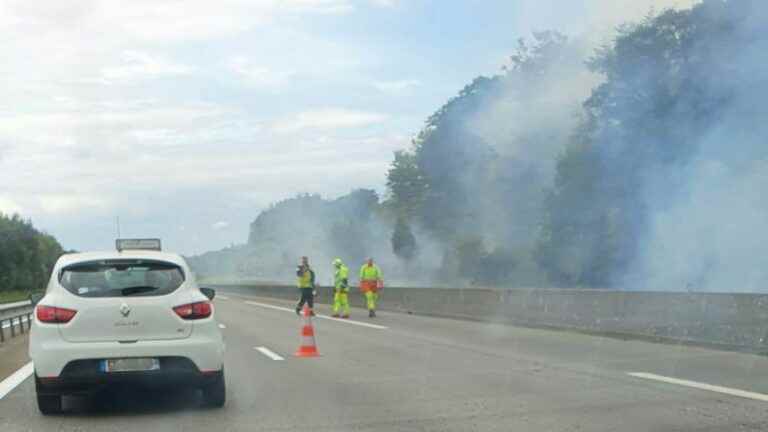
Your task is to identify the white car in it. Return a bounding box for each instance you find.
[29,240,226,414]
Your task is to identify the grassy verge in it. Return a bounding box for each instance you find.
[0,290,38,304]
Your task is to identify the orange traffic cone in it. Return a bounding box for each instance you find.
[295,305,319,357]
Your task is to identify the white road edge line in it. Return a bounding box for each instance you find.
[628,372,768,402]
[217,295,230,300]
[0,362,34,400]
[255,346,285,361]
[244,301,388,330]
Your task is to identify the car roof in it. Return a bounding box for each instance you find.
[56,251,187,268]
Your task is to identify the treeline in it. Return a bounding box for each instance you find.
[0,213,65,293]
[193,0,768,290]
[385,0,768,289]
[188,191,415,283]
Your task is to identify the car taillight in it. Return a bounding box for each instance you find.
[173,301,212,320]
[36,305,77,323]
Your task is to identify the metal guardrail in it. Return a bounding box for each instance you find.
[0,300,33,343]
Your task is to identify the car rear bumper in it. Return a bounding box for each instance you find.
[31,333,225,378]
[35,358,222,396]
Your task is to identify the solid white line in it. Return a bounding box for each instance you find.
[218,324,226,329]
[217,295,230,300]
[628,372,768,402]
[0,362,34,400]
[319,314,388,330]
[244,301,294,313]
[255,346,285,361]
[244,301,388,330]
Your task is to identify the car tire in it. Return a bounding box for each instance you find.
[35,375,63,415]
[201,370,226,408]
[36,394,62,415]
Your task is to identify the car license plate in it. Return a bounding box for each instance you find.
[101,358,160,373]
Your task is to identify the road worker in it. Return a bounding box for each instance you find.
[332,258,350,318]
[359,257,383,318]
[295,256,316,316]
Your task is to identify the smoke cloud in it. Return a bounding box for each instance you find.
[624,12,768,292]
[193,0,768,294]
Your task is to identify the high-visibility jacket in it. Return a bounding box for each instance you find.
[297,266,315,289]
[334,265,349,292]
[359,264,382,282]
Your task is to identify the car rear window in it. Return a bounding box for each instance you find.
[59,259,185,297]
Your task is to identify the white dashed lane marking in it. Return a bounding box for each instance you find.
[628,372,768,402]
[254,346,284,361]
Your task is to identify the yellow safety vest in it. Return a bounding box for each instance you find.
[297,266,315,288]
[359,264,382,281]
[334,265,349,291]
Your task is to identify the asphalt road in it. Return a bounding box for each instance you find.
[2,289,768,431]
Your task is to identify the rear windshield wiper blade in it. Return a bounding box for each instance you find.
[120,286,161,296]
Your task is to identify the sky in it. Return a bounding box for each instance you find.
[0,0,694,255]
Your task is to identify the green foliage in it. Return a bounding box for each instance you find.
[391,217,417,261]
[536,0,766,287]
[441,238,517,286]
[385,150,428,220]
[0,213,64,293]
[0,290,35,304]
[508,30,569,75]
[196,1,768,289]
[384,30,574,285]
[191,190,383,280]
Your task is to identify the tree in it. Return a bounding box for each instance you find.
[0,213,64,294]
[385,150,428,220]
[537,0,768,288]
[391,217,417,260]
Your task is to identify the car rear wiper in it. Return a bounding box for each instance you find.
[120,286,161,296]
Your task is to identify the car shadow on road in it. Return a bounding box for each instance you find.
[60,385,213,416]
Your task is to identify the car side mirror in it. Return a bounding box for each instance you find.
[29,292,45,306]
[200,287,216,300]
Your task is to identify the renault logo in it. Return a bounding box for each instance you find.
[119,303,131,317]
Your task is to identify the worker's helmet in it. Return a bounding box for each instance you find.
[332,258,343,267]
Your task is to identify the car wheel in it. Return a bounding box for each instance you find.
[202,370,226,408]
[35,375,63,415]
[36,394,62,415]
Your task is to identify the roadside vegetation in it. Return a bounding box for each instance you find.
[192,1,768,291]
[0,213,64,302]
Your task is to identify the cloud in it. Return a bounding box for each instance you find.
[0,0,355,44]
[212,221,230,231]
[273,108,389,133]
[227,56,293,89]
[0,196,24,215]
[373,79,420,93]
[99,51,193,83]
[38,194,112,215]
[370,0,398,7]
[0,103,232,147]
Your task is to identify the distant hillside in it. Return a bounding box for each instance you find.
[187,190,440,285]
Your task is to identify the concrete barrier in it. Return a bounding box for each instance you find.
[213,284,768,353]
